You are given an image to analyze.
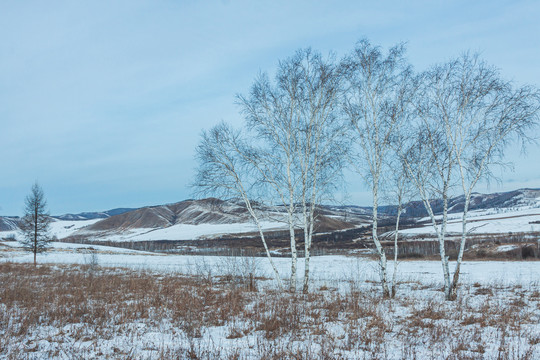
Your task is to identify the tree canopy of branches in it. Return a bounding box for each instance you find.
[20,182,51,266]
[195,48,348,293]
[193,39,539,300]
[237,48,347,293]
[341,39,417,298]
[194,122,284,289]
[401,53,540,300]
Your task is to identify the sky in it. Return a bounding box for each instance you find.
[1,0,539,216]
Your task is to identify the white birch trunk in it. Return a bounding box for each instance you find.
[242,196,284,290]
[289,217,297,292]
[417,184,451,300]
[440,190,452,299]
[302,205,315,293]
[449,194,470,299]
[372,182,390,298]
[450,153,490,299]
[391,202,402,298]
[302,215,311,294]
[302,206,309,293]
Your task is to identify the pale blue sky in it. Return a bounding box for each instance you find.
[1,0,539,215]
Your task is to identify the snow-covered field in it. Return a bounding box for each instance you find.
[1,241,539,287]
[79,220,287,242]
[2,218,288,242]
[398,206,540,237]
[0,219,100,241]
[1,241,539,359]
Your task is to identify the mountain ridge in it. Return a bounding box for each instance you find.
[1,188,539,242]
[54,208,137,221]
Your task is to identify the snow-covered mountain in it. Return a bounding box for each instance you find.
[54,208,136,221]
[0,216,20,232]
[73,198,361,242]
[1,198,362,242]
[1,188,539,243]
[385,188,540,217]
[85,198,250,231]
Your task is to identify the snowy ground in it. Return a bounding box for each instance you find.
[2,241,539,287]
[2,218,288,242]
[1,219,100,241]
[79,220,287,242]
[1,241,539,359]
[397,205,540,237]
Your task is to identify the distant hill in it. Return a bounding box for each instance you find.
[54,208,136,221]
[325,188,540,218]
[378,188,540,218]
[0,217,20,232]
[1,188,539,242]
[85,198,249,231]
[84,198,359,233]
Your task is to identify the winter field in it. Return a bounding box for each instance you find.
[1,241,539,359]
[1,218,289,243]
[398,206,540,237]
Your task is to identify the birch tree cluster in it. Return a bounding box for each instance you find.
[194,39,540,298]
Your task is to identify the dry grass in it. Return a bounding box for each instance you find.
[0,261,539,359]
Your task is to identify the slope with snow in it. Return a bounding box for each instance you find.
[54,208,136,221]
[76,220,287,242]
[399,204,540,236]
[2,188,540,244]
[0,217,20,232]
[1,218,102,241]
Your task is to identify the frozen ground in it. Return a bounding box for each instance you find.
[0,218,100,241]
[398,206,540,237]
[1,240,539,288]
[1,218,288,242]
[1,241,539,359]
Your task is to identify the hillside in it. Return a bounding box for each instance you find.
[2,188,539,245]
[85,198,250,231]
[74,198,361,242]
[376,188,540,217]
[54,208,136,221]
[0,217,19,232]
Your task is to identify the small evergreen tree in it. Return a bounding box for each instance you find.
[20,182,51,265]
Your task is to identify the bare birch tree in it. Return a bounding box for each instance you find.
[432,54,540,299]
[401,54,540,300]
[238,48,346,292]
[20,182,51,266]
[399,93,459,301]
[194,122,284,290]
[341,39,416,298]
